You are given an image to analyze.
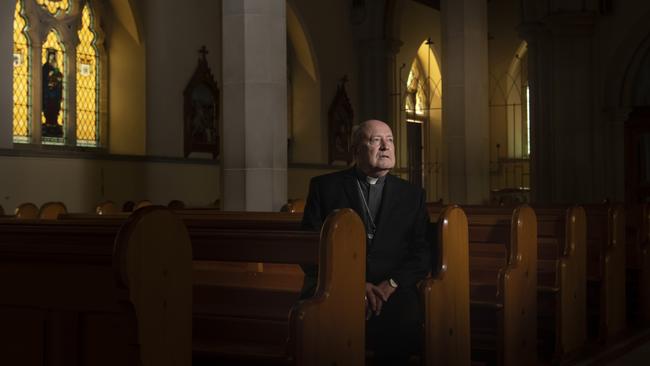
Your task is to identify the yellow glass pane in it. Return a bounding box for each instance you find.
[35,0,69,16]
[13,0,31,142]
[42,29,66,135]
[76,4,98,146]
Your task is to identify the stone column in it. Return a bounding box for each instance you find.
[441,0,490,204]
[357,38,401,124]
[521,9,598,203]
[222,0,287,211]
[352,0,402,126]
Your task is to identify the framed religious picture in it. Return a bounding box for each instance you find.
[328,76,354,165]
[184,46,219,158]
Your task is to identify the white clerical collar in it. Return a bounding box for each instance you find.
[366,176,379,185]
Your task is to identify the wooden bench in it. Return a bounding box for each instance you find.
[533,206,587,363]
[584,204,626,340]
[625,203,650,326]
[39,201,67,219]
[182,208,366,365]
[0,206,192,366]
[14,202,39,219]
[422,205,471,366]
[428,204,538,366]
[63,205,470,364]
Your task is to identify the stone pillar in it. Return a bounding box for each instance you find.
[222,0,287,211]
[357,38,400,124]
[441,0,490,204]
[352,0,401,126]
[521,9,598,203]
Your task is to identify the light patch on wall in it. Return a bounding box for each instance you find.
[287,4,318,81]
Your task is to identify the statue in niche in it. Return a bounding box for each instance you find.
[42,48,64,137]
[184,46,219,158]
[328,75,354,165]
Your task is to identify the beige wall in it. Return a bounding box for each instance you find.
[0,155,219,213]
[106,2,146,155]
[289,0,359,165]
[143,0,222,158]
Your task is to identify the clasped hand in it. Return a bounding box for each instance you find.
[364,281,396,319]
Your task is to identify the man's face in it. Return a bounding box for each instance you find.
[356,120,395,177]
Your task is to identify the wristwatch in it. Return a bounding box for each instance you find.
[388,278,398,288]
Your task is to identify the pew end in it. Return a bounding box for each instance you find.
[501,205,538,366]
[421,205,471,366]
[114,206,193,366]
[289,208,365,366]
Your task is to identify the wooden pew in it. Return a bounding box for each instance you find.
[39,201,67,219]
[96,200,119,215]
[584,204,626,340]
[184,208,365,365]
[422,205,471,366]
[15,202,38,219]
[428,204,538,366]
[64,206,471,364]
[432,204,588,362]
[625,203,650,325]
[0,206,192,366]
[533,206,587,363]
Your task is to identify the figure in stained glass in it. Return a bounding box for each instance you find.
[42,48,63,137]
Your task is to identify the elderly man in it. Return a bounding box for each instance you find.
[300,119,431,364]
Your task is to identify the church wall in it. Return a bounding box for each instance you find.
[0,155,219,213]
[142,0,221,158]
[285,0,359,199]
[596,2,650,201]
[288,0,359,165]
[288,39,321,165]
[105,3,146,155]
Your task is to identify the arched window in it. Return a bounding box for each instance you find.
[12,0,105,148]
[402,39,443,199]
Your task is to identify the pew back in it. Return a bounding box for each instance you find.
[584,204,626,339]
[0,207,192,366]
[39,201,67,219]
[181,209,365,365]
[15,202,38,219]
[422,205,471,366]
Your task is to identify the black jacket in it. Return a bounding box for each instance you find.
[300,167,431,297]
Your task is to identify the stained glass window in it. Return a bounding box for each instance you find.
[12,0,105,148]
[36,0,69,16]
[76,4,98,147]
[13,0,31,143]
[41,29,66,145]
